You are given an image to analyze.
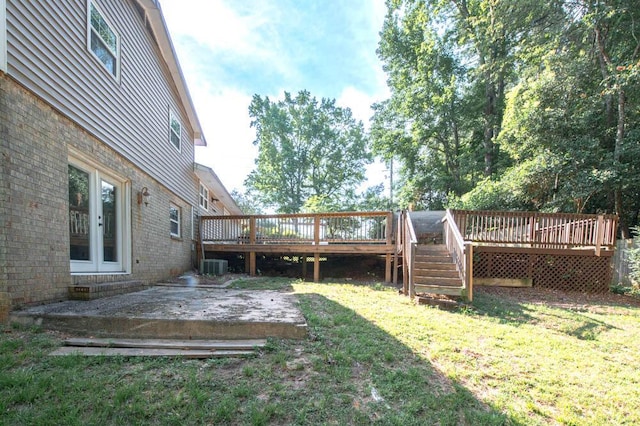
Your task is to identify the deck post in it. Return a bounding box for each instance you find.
[465,242,473,302]
[313,215,321,282]
[301,255,308,279]
[249,252,256,276]
[393,251,398,285]
[595,215,604,256]
[385,253,392,283]
[249,216,257,276]
[314,253,320,282]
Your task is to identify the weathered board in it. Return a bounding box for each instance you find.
[63,337,266,350]
[50,347,254,358]
[474,278,533,287]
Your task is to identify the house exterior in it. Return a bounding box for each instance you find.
[195,163,242,217]
[0,0,230,320]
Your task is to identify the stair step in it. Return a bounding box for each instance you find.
[415,261,457,271]
[416,244,449,254]
[414,269,460,279]
[414,285,464,297]
[415,255,453,263]
[415,276,462,286]
[68,280,144,300]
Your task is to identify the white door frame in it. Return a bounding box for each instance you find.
[68,156,131,274]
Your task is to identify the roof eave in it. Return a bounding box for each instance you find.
[195,163,243,215]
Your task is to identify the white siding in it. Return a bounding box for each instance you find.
[0,0,6,71]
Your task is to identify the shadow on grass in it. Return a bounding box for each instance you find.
[289,292,521,425]
[1,283,521,425]
[468,288,620,340]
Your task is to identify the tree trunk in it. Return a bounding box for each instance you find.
[615,88,629,238]
[483,78,495,177]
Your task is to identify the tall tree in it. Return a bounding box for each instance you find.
[374,0,558,208]
[489,0,640,233]
[245,90,371,213]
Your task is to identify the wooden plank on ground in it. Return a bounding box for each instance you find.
[50,347,255,358]
[475,278,533,287]
[63,338,266,350]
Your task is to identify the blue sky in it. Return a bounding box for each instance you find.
[161,0,390,192]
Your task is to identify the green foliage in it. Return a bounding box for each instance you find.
[373,0,561,209]
[230,190,264,215]
[245,90,371,213]
[375,0,640,229]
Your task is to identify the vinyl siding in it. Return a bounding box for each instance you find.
[6,0,197,205]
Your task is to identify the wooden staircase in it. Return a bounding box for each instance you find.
[413,244,464,297]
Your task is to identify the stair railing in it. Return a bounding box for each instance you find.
[443,209,473,302]
[401,211,418,298]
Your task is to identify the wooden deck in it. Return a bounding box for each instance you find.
[398,209,619,301]
[198,208,618,296]
[199,211,396,282]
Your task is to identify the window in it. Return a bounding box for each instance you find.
[88,2,119,78]
[169,110,181,151]
[170,203,181,237]
[199,183,209,210]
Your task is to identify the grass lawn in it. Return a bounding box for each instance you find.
[1,278,639,425]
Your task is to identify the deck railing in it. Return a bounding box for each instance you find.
[200,211,392,246]
[443,210,473,301]
[400,211,418,297]
[451,209,617,252]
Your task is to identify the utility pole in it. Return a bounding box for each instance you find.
[388,158,393,210]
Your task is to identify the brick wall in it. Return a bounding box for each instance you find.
[1,75,197,319]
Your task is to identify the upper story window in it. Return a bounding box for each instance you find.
[199,183,209,210]
[88,2,120,78]
[169,110,182,151]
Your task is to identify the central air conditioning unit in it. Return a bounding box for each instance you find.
[200,259,228,275]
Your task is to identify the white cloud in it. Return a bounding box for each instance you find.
[337,85,389,130]
[160,0,296,81]
[160,0,393,194]
[193,88,257,192]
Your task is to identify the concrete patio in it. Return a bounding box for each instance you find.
[9,285,308,340]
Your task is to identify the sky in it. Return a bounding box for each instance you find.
[160,0,391,193]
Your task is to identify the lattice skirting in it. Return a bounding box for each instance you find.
[473,249,613,293]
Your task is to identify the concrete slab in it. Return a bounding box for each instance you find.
[10,286,307,340]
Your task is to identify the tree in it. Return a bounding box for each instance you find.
[373,0,559,208]
[375,0,640,234]
[230,190,264,215]
[245,90,371,213]
[492,0,640,232]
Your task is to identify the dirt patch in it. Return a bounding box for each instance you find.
[475,285,640,311]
